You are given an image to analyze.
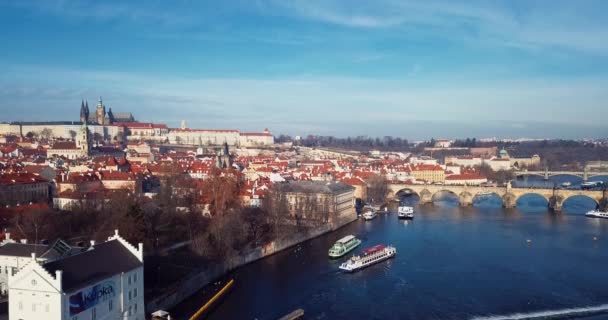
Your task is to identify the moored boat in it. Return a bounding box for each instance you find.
[362,210,377,221]
[328,235,362,258]
[397,206,414,219]
[339,244,396,272]
[586,210,608,219]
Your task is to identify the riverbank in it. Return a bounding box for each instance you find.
[145,214,357,314]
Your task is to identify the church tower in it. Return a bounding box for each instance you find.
[79,100,89,123]
[107,107,115,124]
[76,121,90,156]
[96,96,106,125]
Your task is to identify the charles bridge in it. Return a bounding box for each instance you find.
[387,183,607,212]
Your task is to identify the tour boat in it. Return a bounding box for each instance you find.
[476,191,494,197]
[328,235,362,258]
[339,245,397,272]
[586,210,608,219]
[561,181,572,187]
[581,181,604,189]
[397,206,414,219]
[362,210,377,221]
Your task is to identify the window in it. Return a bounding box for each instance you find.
[109,299,113,311]
[128,275,131,285]
[134,288,137,298]
[92,307,96,320]
[134,303,137,313]
[32,303,36,312]
[134,273,137,283]
[128,291,131,300]
[18,301,22,311]
[45,304,49,312]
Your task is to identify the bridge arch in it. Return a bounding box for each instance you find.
[431,190,460,206]
[562,194,599,215]
[472,192,504,208]
[515,193,550,212]
[395,188,420,198]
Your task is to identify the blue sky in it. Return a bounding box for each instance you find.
[1,0,608,139]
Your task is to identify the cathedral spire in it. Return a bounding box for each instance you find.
[80,100,87,123]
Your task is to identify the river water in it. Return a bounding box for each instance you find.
[176,176,608,320]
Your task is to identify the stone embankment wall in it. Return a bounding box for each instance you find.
[145,214,357,314]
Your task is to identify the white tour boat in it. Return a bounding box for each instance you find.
[339,245,397,272]
[397,206,414,219]
[362,210,377,221]
[586,210,608,219]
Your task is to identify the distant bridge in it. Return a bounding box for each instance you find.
[514,167,608,182]
[388,183,607,212]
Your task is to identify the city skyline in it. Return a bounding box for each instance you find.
[1,0,608,139]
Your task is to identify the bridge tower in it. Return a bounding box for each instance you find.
[544,167,549,180]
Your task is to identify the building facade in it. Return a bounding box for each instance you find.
[8,231,144,320]
[0,173,49,206]
[270,181,356,228]
[168,128,274,147]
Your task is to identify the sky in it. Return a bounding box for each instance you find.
[1,0,608,140]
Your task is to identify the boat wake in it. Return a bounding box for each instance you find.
[470,304,608,320]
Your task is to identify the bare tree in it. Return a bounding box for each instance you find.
[365,174,388,205]
[40,128,53,142]
[69,130,77,141]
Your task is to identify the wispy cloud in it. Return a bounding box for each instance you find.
[268,0,608,55]
[2,64,608,134]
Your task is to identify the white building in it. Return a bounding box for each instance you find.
[167,128,274,147]
[409,156,438,165]
[444,155,483,168]
[8,230,144,320]
[0,235,83,295]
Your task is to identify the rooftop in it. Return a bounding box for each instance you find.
[43,239,142,293]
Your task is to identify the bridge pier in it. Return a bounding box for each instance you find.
[459,191,473,207]
[502,193,516,209]
[600,197,608,211]
[419,189,433,205]
[549,195,564,212]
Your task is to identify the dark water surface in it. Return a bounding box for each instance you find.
[176,188,608,320]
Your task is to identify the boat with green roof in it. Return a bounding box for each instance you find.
[328,235,362,258]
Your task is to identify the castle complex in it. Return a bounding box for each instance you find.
[0,98,274,147]
[79,97,135,125]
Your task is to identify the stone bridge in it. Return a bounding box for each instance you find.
[388,183,607,212]
[514,167,608,182]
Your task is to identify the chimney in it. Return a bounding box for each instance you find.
[5,232,10,241]
[55,270,63,290]
[20,239,28,244]
[90,240,96,247]
[31,252,36,261]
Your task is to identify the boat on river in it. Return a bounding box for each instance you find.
[586,210,608,219]
[362,210,377,221]
[397,206,414,219]
[339,244,396,272]
[328,235,362,258]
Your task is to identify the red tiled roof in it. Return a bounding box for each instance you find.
[0,172,48,185]
[50,141,77,150]
[170,128,239,133]
[446,174,487,180]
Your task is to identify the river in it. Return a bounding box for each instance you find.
[174,176,608,320]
